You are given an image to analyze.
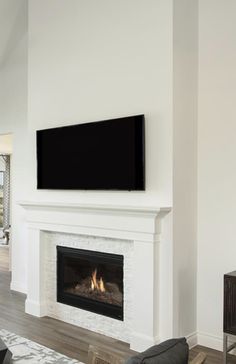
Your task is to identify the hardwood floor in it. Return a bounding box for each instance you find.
[0,245,9,271]
[0,247,135,363]
[0,247,235,363]
[190,345,236,363]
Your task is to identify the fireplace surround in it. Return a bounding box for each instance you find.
[19,201,171,351]
[57,246,124,320]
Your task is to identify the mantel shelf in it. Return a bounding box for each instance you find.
[18,200,171,217]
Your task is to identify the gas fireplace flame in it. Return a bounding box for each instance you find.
[91,269,106,292]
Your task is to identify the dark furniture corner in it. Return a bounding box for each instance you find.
[125,338,188,364]
[88,338,206,364]
[0,338,12,364]
[223,271,236,363]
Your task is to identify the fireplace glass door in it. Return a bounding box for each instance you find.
[57,247,124,320]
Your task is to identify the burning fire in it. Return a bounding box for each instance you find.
[91,269,106,292]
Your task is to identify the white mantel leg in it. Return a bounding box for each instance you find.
[25,228,47,317]
[130,239,159,351]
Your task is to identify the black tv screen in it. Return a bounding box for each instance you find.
[37,115,145,190]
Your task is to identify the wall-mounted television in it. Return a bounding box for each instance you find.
[37,115,145,191]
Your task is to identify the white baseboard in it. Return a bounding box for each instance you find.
[186,332,198,349]
[25,299,47,317]
[197,331,223,351]
[10,280,27,294]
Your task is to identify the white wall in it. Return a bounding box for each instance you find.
[198,0,236,350]
[173,0,198,340]
[28,0,173,207]
[0,0,28,292]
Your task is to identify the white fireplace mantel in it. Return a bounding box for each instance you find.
[19,201,170,215]
[19,201,170,241]
[19,201,171,351]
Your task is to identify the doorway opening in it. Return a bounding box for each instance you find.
[0,134,13,271]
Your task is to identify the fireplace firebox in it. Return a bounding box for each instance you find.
[57,247,124,320]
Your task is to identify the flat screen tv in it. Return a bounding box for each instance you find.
[37,115,145,190]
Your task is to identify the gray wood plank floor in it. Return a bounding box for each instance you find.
[0,246,234,363]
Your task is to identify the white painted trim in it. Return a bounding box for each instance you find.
[26,222,161,243]
[18,201,171,217]
[18,201,171,242]
[197,331,223,352]
[10,280,27,294]
[25,299,47,317]
[186,332,198,349]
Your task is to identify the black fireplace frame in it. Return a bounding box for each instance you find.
[57,246,124,320]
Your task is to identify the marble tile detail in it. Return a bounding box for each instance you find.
[44,232,133,343]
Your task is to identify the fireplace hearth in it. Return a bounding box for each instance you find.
[57,246,124,320]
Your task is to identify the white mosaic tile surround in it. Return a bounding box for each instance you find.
[44,231,133,342]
